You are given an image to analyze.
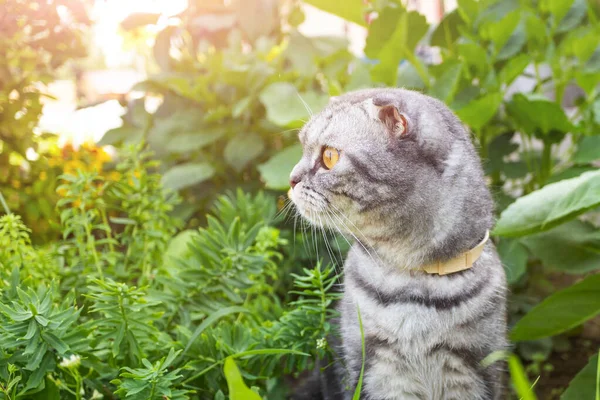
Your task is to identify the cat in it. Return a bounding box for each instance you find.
[288,88,507,400]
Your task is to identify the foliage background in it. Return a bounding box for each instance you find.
[1,0,600,399]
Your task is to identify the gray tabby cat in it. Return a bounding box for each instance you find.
[288,88,507,400]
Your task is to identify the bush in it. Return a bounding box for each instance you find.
[0,0,90,242]
[0,148,340,399]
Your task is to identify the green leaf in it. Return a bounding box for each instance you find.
[494,170,600,237]
[259,83,327,128]
[257,144,303,190]
[496,17,526,60]
[508,354,538,400]
[365,7,403,59]
[429,60,463,103]
[561,353,599,400]
[455,92,502,131]
[522,220,600,274]
[507,93,573,135]
[573,136,600,164]
[223,358,262,400]
[481,9,520,52]
[456,42,489,75]
[182,306,249,357]
[302,0,366,27]
[370,10,429,86]
[548,166,597,184]
[510,274,600,341]
[224,133,265,172]
[498,54,530,85]
[431,10,463,50]
[497,238,528,284]
[165,230,197,261]
[166,128,226,154]
[41,332,69,354]
[396,61,426,90]
[161,163,215,191]
[23,353,55,393]
[555,0,587,34]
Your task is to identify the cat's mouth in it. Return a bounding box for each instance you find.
[289,185,330,226]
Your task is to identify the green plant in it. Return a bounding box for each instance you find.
[100,0,370,220]
[0,148,341,399]
[0,0,91,242]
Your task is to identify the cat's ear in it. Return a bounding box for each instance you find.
[369,97,408,138]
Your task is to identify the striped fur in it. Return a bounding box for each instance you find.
[289,89,507,400]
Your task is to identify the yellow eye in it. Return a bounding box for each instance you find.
[322,146,340,169]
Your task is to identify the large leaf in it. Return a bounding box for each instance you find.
[554,0,587,34]
[506,93,573,135]
[430,10,464,49]
[302,0,366,27]
[259,83,327,128]
[510,274,600,341]
[429,60,463,104]
[455,92,502,131]
[498,54,530,85]
[224,133,265,172]
[223,358,262,400]
[365,6,403,59]
[560,353,599,400]
[257,144,302,190]
[573,135,600,164]
[166,127,227,154]
[161,163,215,191]
[370,10,429,86]
[522,220,600,274]
[497,238,529,284]
[494,170,600,237]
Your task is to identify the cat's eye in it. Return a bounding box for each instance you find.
[322,146,340,170]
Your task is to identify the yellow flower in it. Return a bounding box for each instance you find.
[40,171,47,181]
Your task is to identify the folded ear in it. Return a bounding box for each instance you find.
[369,97,408,138]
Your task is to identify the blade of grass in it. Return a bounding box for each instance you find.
[508,354,538,400]
[596,350,600,400]
[352,305,365,400]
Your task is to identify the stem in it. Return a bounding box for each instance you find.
[100,208,115,253]
[75,373,82,400]
[84,220,103,281]
[0,191,11,214]
[540,140,553,187]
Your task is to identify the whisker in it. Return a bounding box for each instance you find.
[296,91,314,117]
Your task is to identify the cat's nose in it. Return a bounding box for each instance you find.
[290,178,300,188]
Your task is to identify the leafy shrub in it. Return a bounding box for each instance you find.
[0,148,340,399]
[0,0,91,242]
[100,1,370,218]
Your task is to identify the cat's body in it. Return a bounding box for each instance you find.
[289,89,507,400]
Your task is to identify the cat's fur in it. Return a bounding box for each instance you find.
[288,88,507,400]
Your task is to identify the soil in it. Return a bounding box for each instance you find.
[534,336,600,399]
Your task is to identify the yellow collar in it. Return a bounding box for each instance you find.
[422,231,489,275]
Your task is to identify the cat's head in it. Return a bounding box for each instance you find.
[289,88,493,267]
